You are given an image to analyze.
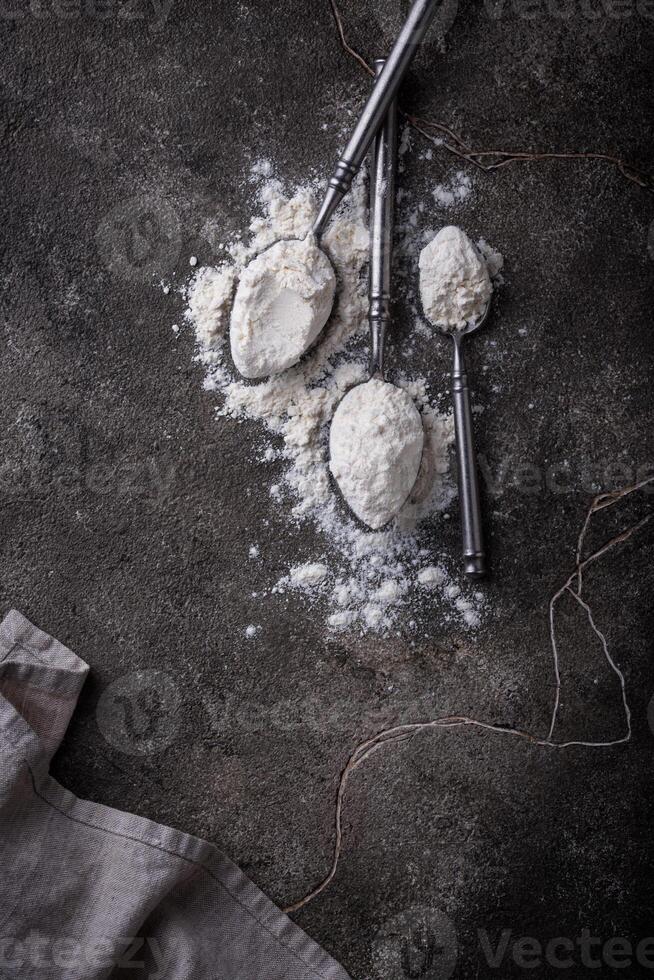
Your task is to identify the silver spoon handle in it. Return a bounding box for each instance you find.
[369,58,398,379]
[313,0,439,239]
[452,335,486,579]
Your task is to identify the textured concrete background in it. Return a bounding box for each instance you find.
[1,0,654,977]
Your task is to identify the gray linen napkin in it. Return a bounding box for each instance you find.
[0,609,350,980]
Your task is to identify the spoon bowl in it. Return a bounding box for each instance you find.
[454,296,491,337]
[329,59,424,533]
[228,0,443,380]
[229,235,336,379]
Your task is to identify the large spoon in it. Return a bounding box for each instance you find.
[230,0,442,379]
[329,60,424,531]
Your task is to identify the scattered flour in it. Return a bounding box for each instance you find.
[289,562,329,588]
[229,236,336,378]
[189,265,236,351]
[251,158,274,179]
[185,167,488,634]
[477,237,505,283]
[417,565,447,588]
[432,171,472,208]
[329,379,424,530]
[419,225,492,329]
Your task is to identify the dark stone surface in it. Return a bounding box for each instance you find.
[1,0,654,977]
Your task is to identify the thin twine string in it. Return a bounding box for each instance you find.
[284,475,653,914]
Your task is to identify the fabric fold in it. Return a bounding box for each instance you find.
[0,610,350,980]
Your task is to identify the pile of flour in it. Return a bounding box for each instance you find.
[184,163,491,634]
[230,235,335,378]
[330,378,424,530]
[419,225,492,329]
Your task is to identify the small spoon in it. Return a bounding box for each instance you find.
[439,298,491,579]
[230,0,442,379]
[329,60,424,531]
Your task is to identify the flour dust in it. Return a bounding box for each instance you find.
[182,160,498,635]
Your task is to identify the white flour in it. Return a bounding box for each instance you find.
[330,378,424,530]
[432,171,472,208]
[230,235,335,378]
[184,165,491,634]
[419,225,492,329]
[417,565,446,588]
[289,563,329,587]
[189,265,236,350]
[477,237,505,283]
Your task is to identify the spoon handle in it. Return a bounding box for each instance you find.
[452,335,486,578]
[313,0,439,239]
[369,59,398,379]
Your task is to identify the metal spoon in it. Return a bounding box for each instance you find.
[315,0,441,237]
[329,59,424,530]
[368,58,398,381]
[231,0,442,379]
[443,299,491,579]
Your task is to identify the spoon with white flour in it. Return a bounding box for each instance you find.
[329,61,424,531]
[230,0,443,380]
[419,226,493,578]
